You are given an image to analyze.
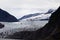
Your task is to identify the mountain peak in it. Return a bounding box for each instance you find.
[0,8,18,22]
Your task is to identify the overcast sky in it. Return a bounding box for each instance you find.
[0,0,60,19]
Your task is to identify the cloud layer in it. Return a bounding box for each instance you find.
[0,0,60,19]
[0,0,59,8]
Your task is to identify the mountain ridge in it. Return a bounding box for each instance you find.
[0,9,18,22]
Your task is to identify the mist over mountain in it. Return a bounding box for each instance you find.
[0,9,18,22]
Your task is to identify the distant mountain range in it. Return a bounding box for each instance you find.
[0,8,54,22]
[0,9,18,22]
[19,13,42,20]
[21,13,51,21]
[19,9,54,21]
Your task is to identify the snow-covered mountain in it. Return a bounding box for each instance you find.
[20,13,51,21]
[19,13,42,20]
[46,9,54,14]
[19,9,54,21]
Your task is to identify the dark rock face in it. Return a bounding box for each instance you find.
[0,9,18,22]
[0,23,4,28]
[33,7,60,40]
